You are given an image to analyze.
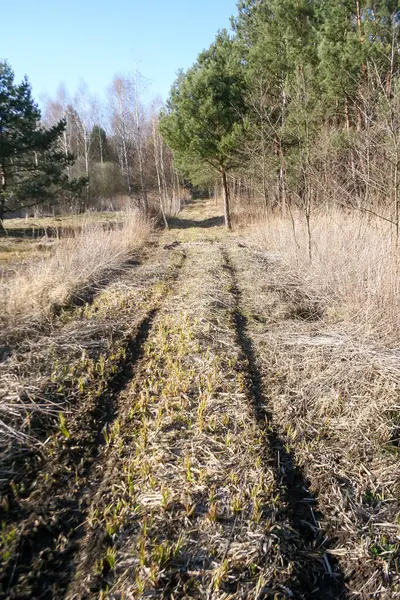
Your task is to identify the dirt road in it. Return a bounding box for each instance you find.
[1,200,399,599]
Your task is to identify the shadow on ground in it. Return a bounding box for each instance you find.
[167,216,225,229]
[222,249,349,600]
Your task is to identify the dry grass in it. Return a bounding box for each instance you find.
[0,243,182,488]
[252,208,400,346]
[234,210,400,596]
[4,198,400,597]
[69,242,282,598]
[0,238,47,271]
[3,210,123,232]
[0,211,151,344]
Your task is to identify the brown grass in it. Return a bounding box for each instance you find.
[70,242,285,598]
[3,210,123,232]
[236,208,400,596]
[0,212,151,343]
[0,210,126,280]
[3,199,400,597]
[252,208,400,346]
[0,241,181,493]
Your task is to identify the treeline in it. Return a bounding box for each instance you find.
[42,74,183,215]
[160,0,400,234]
[0,60,185,221]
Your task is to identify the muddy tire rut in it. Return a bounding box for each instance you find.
[222,248,347,599]
[59,241,347,599]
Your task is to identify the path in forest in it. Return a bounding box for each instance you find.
[2,199,397,599]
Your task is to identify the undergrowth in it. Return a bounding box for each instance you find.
[253,208,400,346]
[0,211,151,345]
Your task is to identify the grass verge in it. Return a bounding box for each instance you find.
[252,208,400,345]
[0,212,151,348]
[0,245,186,598]
[230,239,400,597]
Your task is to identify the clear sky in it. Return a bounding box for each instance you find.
[2,0,239,106]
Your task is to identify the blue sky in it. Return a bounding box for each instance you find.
[2,0,239,105]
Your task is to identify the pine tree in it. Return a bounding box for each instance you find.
[315,0,369,126]
[90,125,110,164]
[160,31,246,229]
[234,0,320,208]
[0,60,77,228]
[365,1,400,92]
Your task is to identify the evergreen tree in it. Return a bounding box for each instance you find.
[316,0,366,125]
[0,60,77,228]
[160,0,400,224]
[233,0,320,207]
[365,0,400,91]
[159,31,246,229]
[90,125,110,163]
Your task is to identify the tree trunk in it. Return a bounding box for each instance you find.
[0,164,7,235]
[355,0,362,37]
[133,70,148,215]
[0,200,5,235]
[159,139,170,211]
[174,170,181,214]
[306,196,312,262]
[152,117,168,229]
[138,148,148,214]
[260,108,268,210]
[394,155,399,249]
[279,150,287,214]
[80,128,90,212]
[345,96,359,198]
[221,170,232,231]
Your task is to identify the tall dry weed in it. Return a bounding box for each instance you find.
[253,208,400,345]
[0,212,151,339]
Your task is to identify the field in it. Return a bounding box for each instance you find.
[0,213,124,275]
[1,199,400,599]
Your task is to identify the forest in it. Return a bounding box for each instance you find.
[161,0,400,238]
[3,0,400,235]
[0,64,181,224]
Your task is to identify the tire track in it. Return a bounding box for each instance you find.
[63,248,188,599]
[78,241,277,598]
[2,312,159,600]
[222,246,349,600]
[1,249,187,600]
[0,211,352,599]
